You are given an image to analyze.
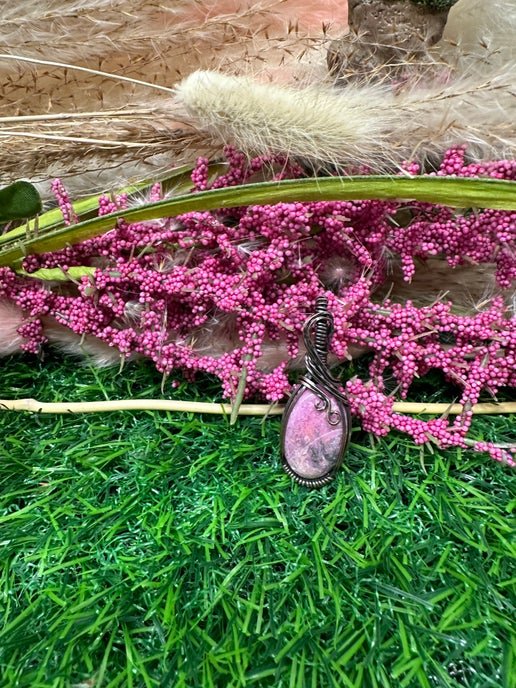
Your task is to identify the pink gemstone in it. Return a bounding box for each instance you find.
[282,386,349,480]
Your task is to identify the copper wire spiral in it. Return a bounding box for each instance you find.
[300,296,348,423]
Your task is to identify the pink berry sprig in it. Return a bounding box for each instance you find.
[0,146,513,467]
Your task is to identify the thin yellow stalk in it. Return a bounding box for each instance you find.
[0,399,514,416]
[0,110,154,123]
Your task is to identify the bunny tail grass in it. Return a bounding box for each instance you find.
[177,70,398,169]
[0,0,345,116]
[177,65,516,169]
[0,0,346,191]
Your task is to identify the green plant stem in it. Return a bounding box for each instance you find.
[0,176,514,267]
[1,162,228,243]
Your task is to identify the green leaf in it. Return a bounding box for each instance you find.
[0,162,227,247]
[0,175,513,267]
[15,266,96,282]
[0,181,42,222]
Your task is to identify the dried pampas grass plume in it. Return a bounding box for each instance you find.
[0,0,347,114]
[0,95,213,193]
[0,0,347,193]
[0,301,25,356]
[177,0,516,169]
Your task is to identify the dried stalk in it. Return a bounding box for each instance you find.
[0,398,514,416]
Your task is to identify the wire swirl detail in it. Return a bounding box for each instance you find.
[299,297,348,425]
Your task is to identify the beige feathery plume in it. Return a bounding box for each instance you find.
[0,0,346,194]
[0,0,345,113]
[177,64,516,170]
[0,101,214,193]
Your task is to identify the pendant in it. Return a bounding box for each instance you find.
[281,296,351,488]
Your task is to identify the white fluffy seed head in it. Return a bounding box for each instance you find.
[176,70,399,170]
[177,57,516,171]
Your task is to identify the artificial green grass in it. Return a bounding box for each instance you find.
[0,355,514,688]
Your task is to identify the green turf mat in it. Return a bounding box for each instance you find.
[0,356,514,687]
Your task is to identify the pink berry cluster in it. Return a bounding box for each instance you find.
[0,146,514,466]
